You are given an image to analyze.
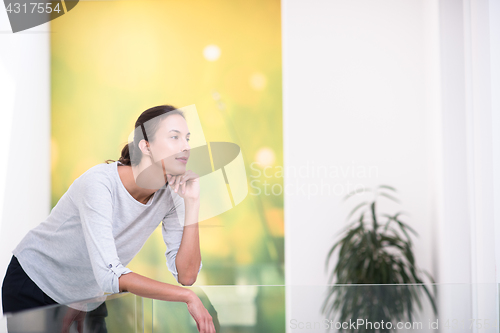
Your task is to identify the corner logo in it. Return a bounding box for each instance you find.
[3,0,79,33]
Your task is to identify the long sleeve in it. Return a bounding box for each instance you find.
[162,192,202,283]
[76,174,132,294]
[11,161,175,309]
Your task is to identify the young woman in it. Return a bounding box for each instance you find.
[1,105,216,333]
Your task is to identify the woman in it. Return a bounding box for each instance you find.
[1,105,216,333]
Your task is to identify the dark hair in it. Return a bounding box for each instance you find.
[105,105,185,166]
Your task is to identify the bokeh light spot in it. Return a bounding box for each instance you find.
[203,44,221,61]
[249,72,267,91]
[255,147,275,167]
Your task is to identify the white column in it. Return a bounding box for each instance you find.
[0,11,51,323]
[437,0,499,328]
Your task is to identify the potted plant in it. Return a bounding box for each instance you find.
[322,185,437,332]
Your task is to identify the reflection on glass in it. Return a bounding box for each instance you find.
[4,293,139,333]
[152,285,285,333]
[5,284,496,333]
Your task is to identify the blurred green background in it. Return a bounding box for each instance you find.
[51,0,283,330]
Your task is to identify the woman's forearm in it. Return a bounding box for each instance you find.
[175,198,202,285]
[119,271,216,333]
[118,272,196,303]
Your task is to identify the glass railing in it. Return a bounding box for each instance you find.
[290,284,499,333]
[1,284,498,332]
[1,292,144,333]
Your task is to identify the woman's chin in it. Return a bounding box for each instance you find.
[166,165,186,176]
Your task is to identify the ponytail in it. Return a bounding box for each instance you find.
[104,142,132,166]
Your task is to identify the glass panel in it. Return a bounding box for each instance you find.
[152,285,286,333]
[3,292,141,333]
[2,284,498,332]
[291,284,499,333]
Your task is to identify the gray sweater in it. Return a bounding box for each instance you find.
[13,161,202,307]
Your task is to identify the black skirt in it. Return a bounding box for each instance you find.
[1,255,58,314]
[2,255,108,333]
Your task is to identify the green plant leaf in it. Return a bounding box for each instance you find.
[343,187,372,202]
[394,218,418,236]
[346,201,369,221]
[423,270,436,284]
[336,218,363,236]
[371,202,378,231]
[420,283,438,316]
[378,192,401,203]
[324,183,437,330]
[377,185,397,192]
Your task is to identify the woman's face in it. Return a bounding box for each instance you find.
[148,114,191,176]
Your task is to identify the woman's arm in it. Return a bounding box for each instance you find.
[118,271,192,301]
[166,171,203,286]
[175,198,202,286]
[119,272,215,333]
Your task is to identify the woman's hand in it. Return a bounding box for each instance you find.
[167,170,200,202]
[186,293,216,333]
[120,273,214,331]
[61,307,86,333]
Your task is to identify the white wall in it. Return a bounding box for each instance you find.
[0,10,51,330]
[284,0,500,330]
[283,0,442,327]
